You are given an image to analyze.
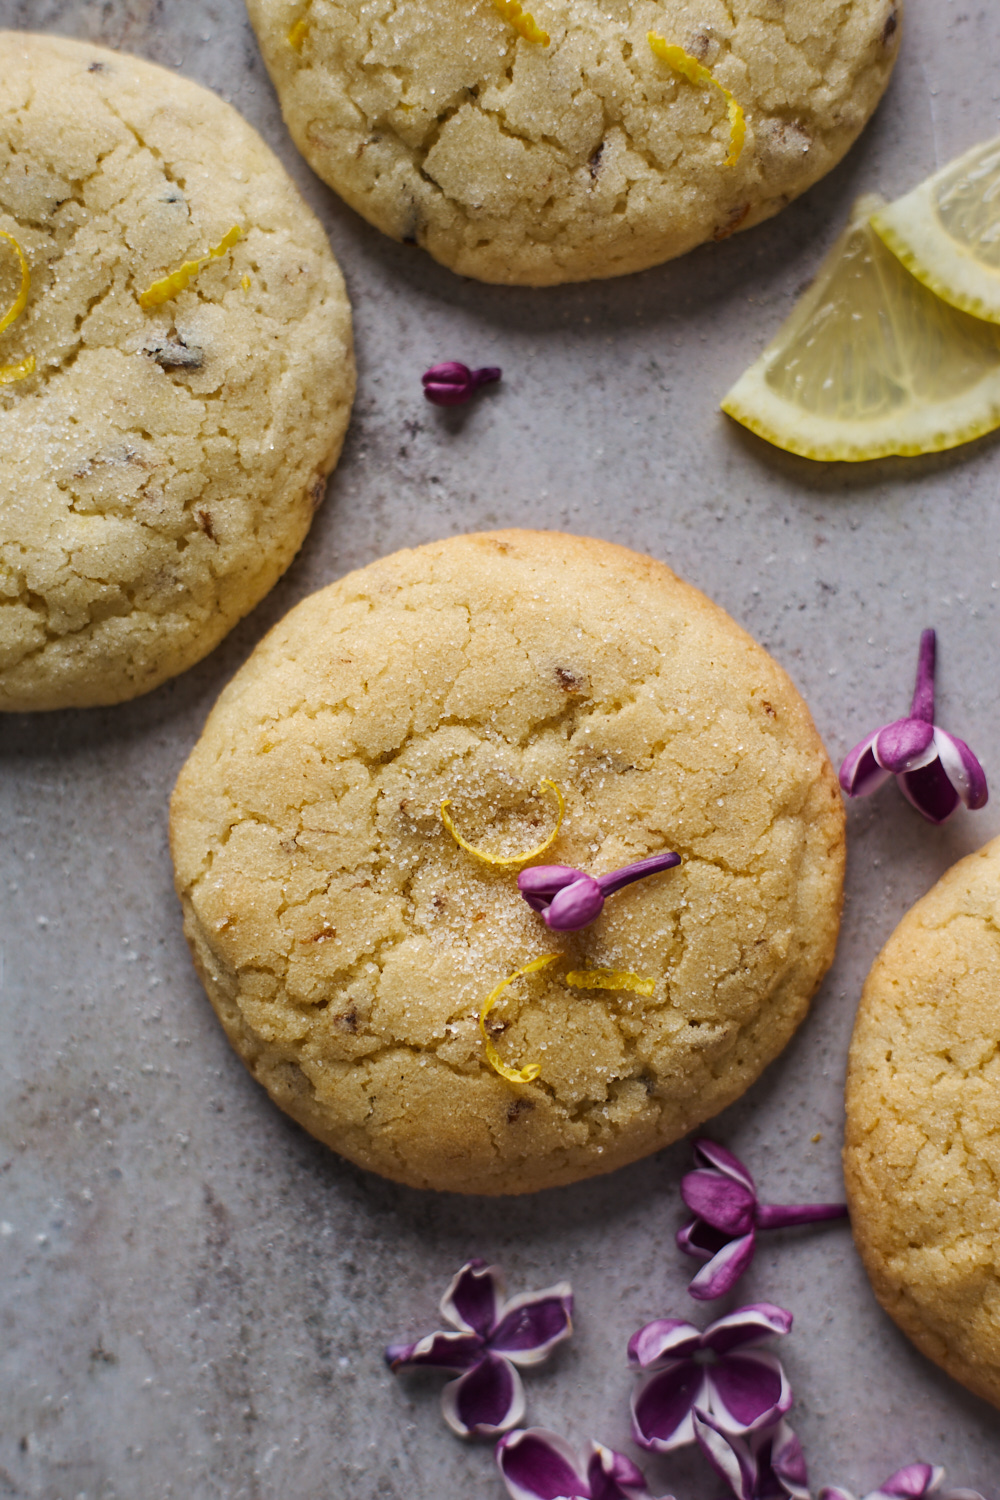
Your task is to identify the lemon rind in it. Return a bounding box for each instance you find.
[872,198,1000,326]
[722,365,1000,462]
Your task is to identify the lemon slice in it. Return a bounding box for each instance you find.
[722,195,1000,461]
[872,137,1000,324]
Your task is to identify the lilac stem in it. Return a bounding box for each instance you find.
[596,852,682,897]
[755,1203,848,1230]
[471,366,502,390]
[909,628,936,723]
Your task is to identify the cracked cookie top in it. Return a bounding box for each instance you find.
[245,0,902,285]
[171,530,844,1194]
[0,34,354,711]
[845,838,1000,1411]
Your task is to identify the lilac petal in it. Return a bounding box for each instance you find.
[517,866,585,907]
[628,1319,702,1369]
[677,1215,729,1262]
[385,1328,484,1372]
[443,1352,525,1438]
[706,1348,793,1433]
[681,1170,757,1233]
[819,1489,858,1500]
[897,758,960,824]
[441,1259,502,1336]
[934,729,988,810]
[702,1303,793,1355]
[876,1467,944,1500]
[873,717,936,773]
[768,1420,810,1500]
[543,875,605,931]
[692,1140,757,1193]
[631,1362,709,1452]
[688,1231,757,1302]
[587,1442,674,1500]
[491,1282,573,1365]
[840,735,893,798]
[496,1428,587,1500]
[693,1409,756,1500]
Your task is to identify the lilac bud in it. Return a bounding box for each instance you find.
[544,876,605,931]
[422,361,502,406]
[517,866,588,914]
[517,853,680,933]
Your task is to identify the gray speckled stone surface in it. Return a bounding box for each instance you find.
[2,2,1000,1496]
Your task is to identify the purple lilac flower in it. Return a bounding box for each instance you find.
[819,1466,987,1500]
[678,1139,848,1301]
[518,852,681,932]
[693,1409,810,1500]
[384,1259,572,1438]
[628,1303,793,1453]
[422,361,502,406]
[497,1427,675,1500]
[839,629,987,824]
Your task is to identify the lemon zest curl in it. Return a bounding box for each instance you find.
[440,778,564,867]
[480,953,560,1084]
[0,230,35,386]
[138,225,243,310]
[647,34,746,167]
[492,0,549,47]
[565,968,655,997]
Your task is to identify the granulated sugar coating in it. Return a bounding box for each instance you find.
[0,34,354,711]
[245,0,902,285]
[170,530,845,1193]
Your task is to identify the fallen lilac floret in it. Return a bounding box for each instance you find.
[819,1464,987,1500]
[839,629,988,824]
[678,1139,848,1301]
[628,1302,793,1453]
[421,360,502,406]
[384,1259,572,1438]
[518,852,681,932]
[497,1427,675,1500]
[693,1408,809,1500]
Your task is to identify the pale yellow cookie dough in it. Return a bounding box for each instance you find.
[171,530,845,1194]
[0,34,355,711]
[245,0,902,285]
[845,838,1000,1411]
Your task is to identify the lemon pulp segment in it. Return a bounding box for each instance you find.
[873,137,1000,324]
[722,196,1000,461]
